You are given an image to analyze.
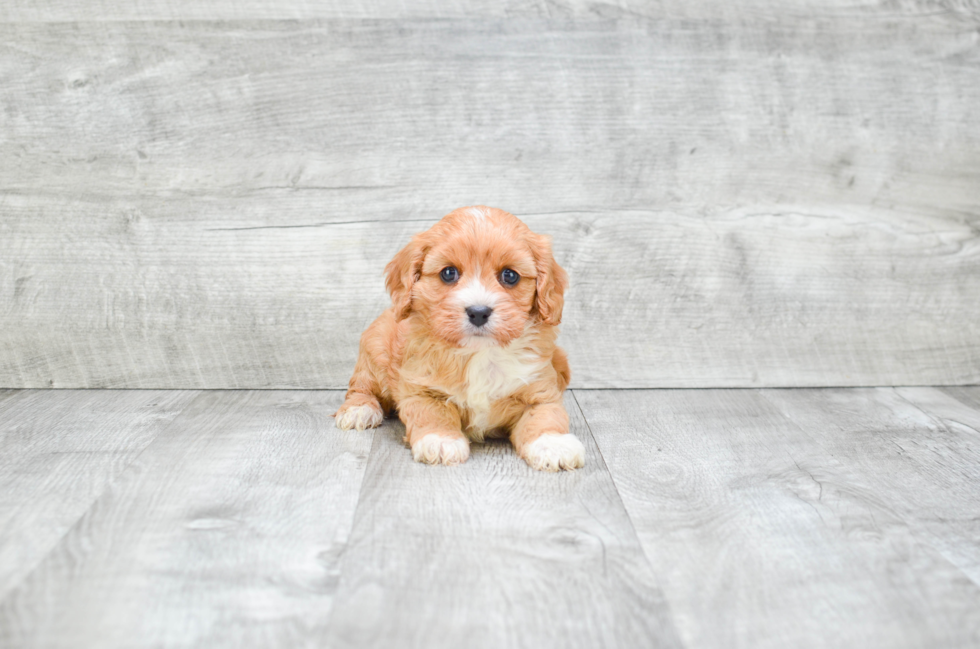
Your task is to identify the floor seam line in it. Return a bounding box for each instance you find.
[570,390,651,567]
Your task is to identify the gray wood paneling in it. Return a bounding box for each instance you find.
[0,389,197,600]
[322,393,681,649]
[3,0,980,21]
[0,390,373,648]
[575,388,980,649]
[3,195,977,388]
[1,17,978,388]
[3,20,977,208]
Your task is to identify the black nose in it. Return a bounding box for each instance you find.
[465,305,493,327]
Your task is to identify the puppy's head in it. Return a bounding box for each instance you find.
[385,206,567,347]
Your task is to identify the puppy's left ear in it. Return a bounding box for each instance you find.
[529,233,568,326]
[385,235,427,320]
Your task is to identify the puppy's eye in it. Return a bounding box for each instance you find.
[499,268,520,287]
[440,266,459,283]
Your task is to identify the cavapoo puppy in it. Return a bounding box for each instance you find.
[334,206,585,472]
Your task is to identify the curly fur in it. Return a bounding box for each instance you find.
[334,206,583,471]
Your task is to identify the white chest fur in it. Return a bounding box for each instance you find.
[450,339,547,438]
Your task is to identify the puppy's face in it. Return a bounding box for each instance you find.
[385,206,567,347]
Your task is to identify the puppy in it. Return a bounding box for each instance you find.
[334,206,585,472]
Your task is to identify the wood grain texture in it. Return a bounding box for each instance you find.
[1,17,978,389]
[576,388,980,649]
[0,389,20,409]
[2,387,980,646]
[762,386,980,585]
[0,389,197,600]
[2,20,977,208]
[941,385,980,410]
[2,195,977,388]
[3,0,979,22]
[896,387,980,584]
[0,390,374,648]
[322,393,681,649]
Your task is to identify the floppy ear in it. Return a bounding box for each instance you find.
[529,233,568,326]
[384,236,427,320]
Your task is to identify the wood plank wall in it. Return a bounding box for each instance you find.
[1,3,978,388]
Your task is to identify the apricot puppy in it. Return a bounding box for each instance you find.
[334,206,584,472]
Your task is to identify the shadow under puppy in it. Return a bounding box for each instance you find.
[334,206,585,472]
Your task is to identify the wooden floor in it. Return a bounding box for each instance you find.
[1,388,978,648]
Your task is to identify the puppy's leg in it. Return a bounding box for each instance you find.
[552,347,572,392]
[335,316,392,431]
[399,396,469,466]
[511,402,585,472]
[335,361,385,431]
[335,394,384,432]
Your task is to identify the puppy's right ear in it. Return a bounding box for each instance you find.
[384,236,426,320]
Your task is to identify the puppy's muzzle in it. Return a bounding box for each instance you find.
[465,305,493,328]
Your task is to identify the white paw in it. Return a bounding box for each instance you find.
[522,433,586,472]
[335,404,384,431]
[411,434,470,466]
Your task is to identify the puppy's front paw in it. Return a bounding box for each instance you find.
[411,433,470,466]
[335,403,384,431]
[522,433,586,472]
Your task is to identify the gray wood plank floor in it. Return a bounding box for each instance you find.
[0,390,199,601]
[2,388,979,648]
[576,388,980,649]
